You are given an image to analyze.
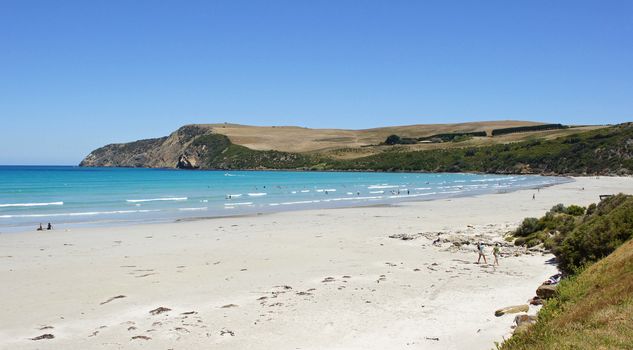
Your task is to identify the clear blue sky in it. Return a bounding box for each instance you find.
[1,0,632,165]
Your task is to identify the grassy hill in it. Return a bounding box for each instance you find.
[325,123,633,175]
[500,194,633,349]
[204,121,600,156]
[80,121,633,175]
[501,234,633,349]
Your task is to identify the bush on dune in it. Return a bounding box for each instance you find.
[501,194,633,349]
[511,194,633,274]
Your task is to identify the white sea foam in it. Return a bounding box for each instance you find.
[414,187,432,190]
[370,190,384,194]
[280,200,315,205]
[367,185,399,189]
[0,201,64,208]
[126,197,187,203]
[224,202,253,206]
[248,193,267,197]
[414,192,437,197]
[178,207,208,211]
[316,189,336,192]
[300,190,310,193]
[470,177,512,183]
[0,209,160,219]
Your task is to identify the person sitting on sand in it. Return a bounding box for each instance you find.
[37,223,43,231]
[493,243,500,266]
[477,242,487,264]
[47,222,52,230]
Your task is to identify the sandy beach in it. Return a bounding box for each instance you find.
[1,176,631,350]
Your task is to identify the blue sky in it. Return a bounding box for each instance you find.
[1,0,632,165]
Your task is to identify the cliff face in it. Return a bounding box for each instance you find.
[79,125,217,169]
[79,124,310,170]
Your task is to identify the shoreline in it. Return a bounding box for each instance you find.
[1,172,571,234]
[1,176,632,349]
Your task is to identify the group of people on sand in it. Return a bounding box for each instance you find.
[37,223,53,231]
[476,241,500,266]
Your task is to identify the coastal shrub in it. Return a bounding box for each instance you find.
[384,135,401,145]
[549,203,566,214]
[586,203,597,215]
[565,205,585,216]
[418,131,486,142]
[514,217,542,237]
[549,203,585,216]
[383,135,417,145]
[554,194,633,273]
[511,194,633,274]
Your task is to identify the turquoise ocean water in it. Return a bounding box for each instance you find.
[0,166,569,232]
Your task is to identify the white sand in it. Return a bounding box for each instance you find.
[1,176,631,349]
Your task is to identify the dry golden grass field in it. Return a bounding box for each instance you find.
[197,121,604,159]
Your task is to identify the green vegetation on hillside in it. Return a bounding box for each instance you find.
[383,134,418,145]
[324,123,633,175]
[418,131,487,142]
[491,123,567,136]
[500,194,633,349]
[191,133,316,169]
[188,123,632,175]
[80,123,632,174]
[511,194,633,274]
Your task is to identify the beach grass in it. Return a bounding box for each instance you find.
[499,238,633,350]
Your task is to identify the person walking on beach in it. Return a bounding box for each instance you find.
[477,242,487,264]
[493,243,500,266]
